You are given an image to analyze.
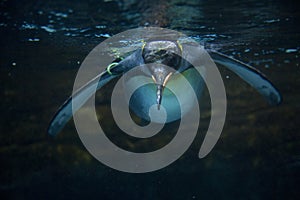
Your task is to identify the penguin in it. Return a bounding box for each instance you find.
[47,39,281,136]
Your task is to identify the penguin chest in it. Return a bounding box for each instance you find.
[124,68,204,123]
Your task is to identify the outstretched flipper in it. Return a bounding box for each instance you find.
[48,49,144,136]
[208,50,282,105]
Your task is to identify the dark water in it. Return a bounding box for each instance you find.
[1,0,300,199]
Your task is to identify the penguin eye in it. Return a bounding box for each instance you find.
[158,49,167,55]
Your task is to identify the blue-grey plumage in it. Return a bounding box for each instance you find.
[47,49,145,136]
[208,50,282,105]
[47,40,281,136]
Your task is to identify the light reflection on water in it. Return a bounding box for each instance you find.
[0,0,299,199]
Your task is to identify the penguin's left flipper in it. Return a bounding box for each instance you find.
[208,50,282,105]
[47,49,144,136]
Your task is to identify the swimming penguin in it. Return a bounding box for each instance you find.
[47,39,281,136]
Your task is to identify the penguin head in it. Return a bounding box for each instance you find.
[142,41,182,109]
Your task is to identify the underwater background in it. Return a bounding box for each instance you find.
[0,0,299,199]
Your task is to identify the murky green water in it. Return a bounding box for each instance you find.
[1,0,299,199]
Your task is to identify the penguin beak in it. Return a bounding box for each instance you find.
[152,72,173,110]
